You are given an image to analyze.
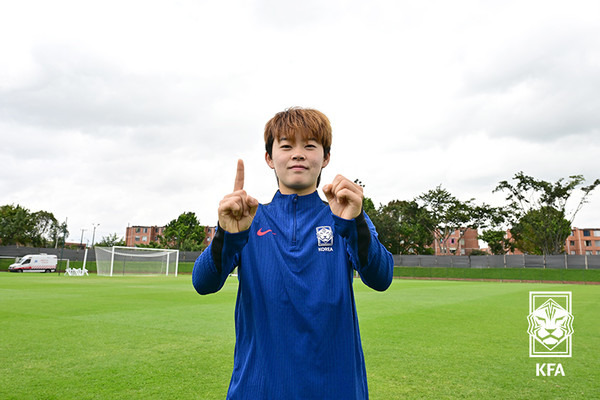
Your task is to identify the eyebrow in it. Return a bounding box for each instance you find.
[278,136,318,143]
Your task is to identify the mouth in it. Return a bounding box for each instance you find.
[289,164,308,171]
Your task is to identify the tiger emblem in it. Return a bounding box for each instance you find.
[527,298,574,351]
[316,226,333,247]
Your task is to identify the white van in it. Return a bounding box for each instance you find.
[9,254,58,273]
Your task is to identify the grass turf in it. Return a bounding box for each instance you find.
[1,274,598,399]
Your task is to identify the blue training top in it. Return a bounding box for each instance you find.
[192,190,393,399]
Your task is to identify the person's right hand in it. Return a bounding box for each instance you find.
[218,159,259,233]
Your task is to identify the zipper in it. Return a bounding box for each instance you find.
[292,195,298,246]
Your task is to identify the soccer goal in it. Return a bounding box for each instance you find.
[94,246,179,277]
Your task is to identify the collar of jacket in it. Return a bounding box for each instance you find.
[271,190,326,208]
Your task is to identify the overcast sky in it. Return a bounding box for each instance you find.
[1,0,599,245]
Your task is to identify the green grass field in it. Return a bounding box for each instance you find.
[1,274,598,399]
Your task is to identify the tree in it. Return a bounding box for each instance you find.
[353,179,434,254]
[159,212,206,251]
[362,196,377,216]
[474,203,513,255]
[417,186,504,255]
[51,221,69,248]
[0,204,33,246]
[0,205,62,247]
[354,179,377,216]
[370,200,435,255]
[494,172,599,255]
[417,186,474,255]
[96,233,126,247]
[30,211,59,247]
[479,229,514,255]
[510,207,571,255]
[137,241,164,249]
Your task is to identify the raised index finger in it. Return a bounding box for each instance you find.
[233,159,245,191]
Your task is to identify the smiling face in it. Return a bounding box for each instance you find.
[265,135,330,196]
[263,108,333,195]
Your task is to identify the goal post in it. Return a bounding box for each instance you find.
[94,246,179,276]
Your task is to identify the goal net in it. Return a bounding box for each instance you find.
[94,246,179,276]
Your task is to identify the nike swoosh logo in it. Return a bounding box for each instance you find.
[257,228,275,236]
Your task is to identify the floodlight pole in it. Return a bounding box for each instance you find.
[80,229,87,248]
[59,218,68,276]
[91,223,100,248]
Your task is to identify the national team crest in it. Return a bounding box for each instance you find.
[316,226,333,247]
[527,291,573,358]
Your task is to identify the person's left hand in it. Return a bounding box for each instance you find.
[322,175,363,220]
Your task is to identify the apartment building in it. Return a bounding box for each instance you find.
[432,228,480,256]
[565,227,600,255]
[125,225,216,248]
[125,226,165,247]
[503,227,600,255]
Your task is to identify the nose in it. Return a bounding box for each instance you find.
[292,154,305,161]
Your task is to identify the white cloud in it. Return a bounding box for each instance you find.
[1,0,599,244]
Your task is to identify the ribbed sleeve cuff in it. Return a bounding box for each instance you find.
[333,211,371,267]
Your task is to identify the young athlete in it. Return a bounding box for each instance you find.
[192,107,393,399]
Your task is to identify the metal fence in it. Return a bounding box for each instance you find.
[393,254,600,270]
[2,245,599,270]
[0,245,203,264]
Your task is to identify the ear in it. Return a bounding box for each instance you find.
[322,152,330,168]
[265,152,275,169]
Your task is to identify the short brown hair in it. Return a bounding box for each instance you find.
[264,107,332,158]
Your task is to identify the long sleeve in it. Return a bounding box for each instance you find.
[193,192,387,399]
[192,226,249,295]
[333,211,394,291]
